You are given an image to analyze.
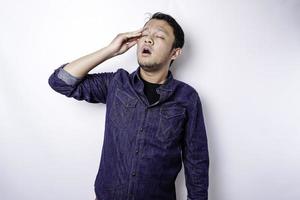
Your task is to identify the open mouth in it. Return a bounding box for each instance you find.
[141,46,152,56]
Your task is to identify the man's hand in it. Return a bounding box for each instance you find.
[107,29,142,57]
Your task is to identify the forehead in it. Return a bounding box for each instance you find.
[143,19,173,36]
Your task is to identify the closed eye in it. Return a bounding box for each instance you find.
[141,32,165,39]
[156,35,165,39]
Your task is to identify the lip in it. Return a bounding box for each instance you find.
[140,45,153,56]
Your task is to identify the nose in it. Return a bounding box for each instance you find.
[144,36,153,45]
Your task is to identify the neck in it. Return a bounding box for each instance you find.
[139,66,169,84]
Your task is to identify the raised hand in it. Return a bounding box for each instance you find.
[107,29,143,57]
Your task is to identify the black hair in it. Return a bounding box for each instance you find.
[145,12,185,67]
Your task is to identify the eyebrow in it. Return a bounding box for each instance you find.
[143,27,169,35]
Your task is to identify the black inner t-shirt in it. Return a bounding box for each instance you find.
[140,75,162,105]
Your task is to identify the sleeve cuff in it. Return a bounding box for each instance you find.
[57,63,82,86]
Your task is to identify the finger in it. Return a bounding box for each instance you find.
[126,35,142,43]
[126,33,142,40]
[129,28,143,34]
[125,28,143,39]
[126,40,138,48]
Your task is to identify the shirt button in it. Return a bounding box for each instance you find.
[132,172,136,176]
[140,128,143,132]
[135,150,139,154]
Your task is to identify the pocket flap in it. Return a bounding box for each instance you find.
[160,106,185,119]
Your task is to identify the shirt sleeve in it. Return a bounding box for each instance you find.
[182,92,209,200]
[48,63,115,104]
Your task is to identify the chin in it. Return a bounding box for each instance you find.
[140,65,156,72]
[138,62,163,73]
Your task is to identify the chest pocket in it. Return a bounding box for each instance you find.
[156,105,186,142]
[109,87,138,128]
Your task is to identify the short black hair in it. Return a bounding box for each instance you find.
[145,12,185,67]
[147,12,185,49]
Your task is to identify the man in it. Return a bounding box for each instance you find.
[48,12,209,200]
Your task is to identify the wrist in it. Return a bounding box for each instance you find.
[104,45,117,58]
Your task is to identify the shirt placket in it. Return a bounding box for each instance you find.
[127,106,148,199]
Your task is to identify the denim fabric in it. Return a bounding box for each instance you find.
[48,63,209,200]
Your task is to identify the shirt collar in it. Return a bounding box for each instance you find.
[132,66,175,92]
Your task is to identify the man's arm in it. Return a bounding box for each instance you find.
[48,29,142,103]
[62,29,142,78]
[182,92,209,200]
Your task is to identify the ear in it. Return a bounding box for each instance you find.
[170,48,182,60]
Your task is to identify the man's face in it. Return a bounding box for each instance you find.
[137,19,176,72]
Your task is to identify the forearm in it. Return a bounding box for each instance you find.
[49,29,142,102]
[62,28,142,78]
[63,46,115,78]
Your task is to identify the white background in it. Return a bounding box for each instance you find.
[1,0,299,199]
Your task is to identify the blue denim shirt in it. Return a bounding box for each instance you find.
[48,63,209,200]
